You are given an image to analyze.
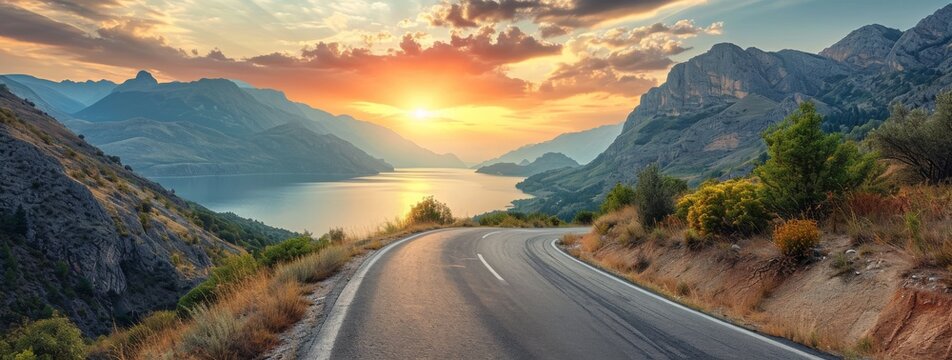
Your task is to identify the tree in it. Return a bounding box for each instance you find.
[754,102,875,217]
[407,196,454,225]
[0,315,85,360]
[633,164,687,227]
[600,183,636,214]
[868,91,952,184]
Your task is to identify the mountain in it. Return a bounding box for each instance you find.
[110,70,158,93]
[0,86,293,336]
[516,4,952,218]
[63,73,392,176]
[475,123,623,167]
[476,152,579,177]
[0,74,116,107]
[241,86,466,168]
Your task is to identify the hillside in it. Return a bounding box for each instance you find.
[517,4,952,218]
[476,152,579,177]
[475,123,622,167]
[0,86,293,336]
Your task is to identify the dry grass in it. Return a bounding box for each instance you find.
[836,185,952,270]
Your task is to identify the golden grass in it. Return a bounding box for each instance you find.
[836,185,952,269]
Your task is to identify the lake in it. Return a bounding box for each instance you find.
[153,168,530,234]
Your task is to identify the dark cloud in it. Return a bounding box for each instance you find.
[449,26,562,64]
[539,23,572,38]
[39,0,123,21]
[539,60,657,98]
[426,0,679,31]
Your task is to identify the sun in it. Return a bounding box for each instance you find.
[411,108,431,120]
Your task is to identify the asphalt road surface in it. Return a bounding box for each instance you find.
[306,228,833,360]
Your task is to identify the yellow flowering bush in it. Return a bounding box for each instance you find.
[676,179,769,236]
[773,219,821,258]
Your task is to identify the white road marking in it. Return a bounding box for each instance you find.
[305,229,445,360]
[477,253,506,283]
[549,239,825,360]
[481,230,502,239]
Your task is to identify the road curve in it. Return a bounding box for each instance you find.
[306,228,834,360]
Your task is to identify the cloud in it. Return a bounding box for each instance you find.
[538,19,722,99]
[425,0,682,31]
[448,26,562,64]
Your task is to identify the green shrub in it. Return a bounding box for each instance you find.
[773,219,821,259]
[258,236,323,267]
[755,102,876,217]
[177,254,259,314]
[407,196,453,225]
[0,315,85,360]
[677,179,769,237]
[572,211,596,225]
[601,183,635,214]
[633,164,687,228]
[177,279,216,315]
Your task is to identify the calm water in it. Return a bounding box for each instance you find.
[153,168,530,234]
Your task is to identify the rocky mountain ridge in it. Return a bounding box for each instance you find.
[474,123,623,168]
[476,152,579,177]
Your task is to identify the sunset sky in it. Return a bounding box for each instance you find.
[0,0,946,161]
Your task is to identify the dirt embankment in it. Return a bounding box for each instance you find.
[567,232,952,359]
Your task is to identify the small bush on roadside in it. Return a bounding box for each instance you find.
[407,196,453,225]
[573,211,596,225]
[258,235,324,267]
[601,183,636,214]
[89,311,180,358]
[0,315,85,360]
[633,164,687,228]
[773,220,821,259]
[677,179,769,237]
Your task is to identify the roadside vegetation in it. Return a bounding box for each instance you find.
[0,196,472,360]
[561,93,952,359]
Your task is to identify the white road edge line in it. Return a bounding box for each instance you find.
[477,253,506,283]
[482,230,502,239]
[305,229,444,360]
[549,239,825,360]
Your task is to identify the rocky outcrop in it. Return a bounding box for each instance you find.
[0,87,288,336]
[886,4,952,71]
[820,24,902,69]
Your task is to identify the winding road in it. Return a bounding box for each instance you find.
[305,228,833,359]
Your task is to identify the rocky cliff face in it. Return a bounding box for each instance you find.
[0,87,277,336]
[820,24,902,69]
[517,4,952,218]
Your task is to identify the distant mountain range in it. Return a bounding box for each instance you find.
[0,86,293,336]
[475,123,622,168]
[0,71,464,177]
[476,152,579,177]
[516,4,952,218]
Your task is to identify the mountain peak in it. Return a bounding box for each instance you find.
[135,70,155,81]
[886,4,952,71]
[820,24,901,68]
[113,70,158,93]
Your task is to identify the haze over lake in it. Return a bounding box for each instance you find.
[154,168,529,234]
